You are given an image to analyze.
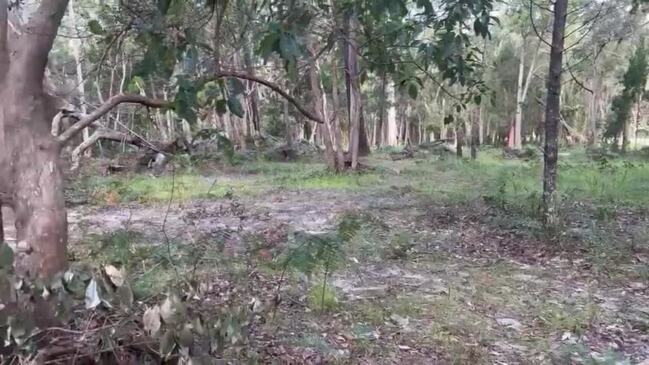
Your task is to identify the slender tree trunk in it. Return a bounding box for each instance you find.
[343,10,362,168]
[542,0,568,227]
[635,94,642,148]
[514,44,526,150]
[343,8,369,163]
[69,0,90,155]
[376,71,387,147]
[471,107,479,159]
[308,42,338,170]
[330,56,346,171]
[243,39,261,134]
[622,118,629,154]
[456,123,464,158]
[514,36,540,150]
[386,81,398,145]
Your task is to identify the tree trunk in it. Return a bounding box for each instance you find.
[514,35,540,150]
[471,107,479,160]
[456,123,464,158]
[343,8,369,164]
[330,56,346,171]
[514,44,526,150]
[376,71,387,147]
[69,0,90,155]
[243,40,261,134]
[344,10,361,168]
[542,0,568,227]
[0,0,71,278]
[308,43,338,171]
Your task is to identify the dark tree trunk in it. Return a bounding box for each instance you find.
[471,108,479,160]
[542,0,568,226]
[456,124,464,158]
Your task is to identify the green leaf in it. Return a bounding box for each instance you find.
[215,99,228,115]
[407,82,418,99]
[473,94,482,105]
[173,76,198,124]
[0,243,14,269]
[158,0,172,14]
[227,78,246,96]
[87,20,104,35]
[279,33,300,59]
[258,31,280,59]
[127,76,144,93]
[227,98,244,118]
[443,115,454,125]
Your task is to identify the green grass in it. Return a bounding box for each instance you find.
[394,148,649,210]
[82,147,649,214]
[86,174,254,203]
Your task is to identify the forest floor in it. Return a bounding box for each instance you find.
[7,148,649,364]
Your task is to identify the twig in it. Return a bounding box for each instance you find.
[529,0,553,48]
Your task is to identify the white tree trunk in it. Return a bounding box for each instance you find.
[386,81,398,145]
[69,0,90,155]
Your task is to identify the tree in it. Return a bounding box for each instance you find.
[0,1,328,278]
[604,41,648,152]
[541,0,569,227]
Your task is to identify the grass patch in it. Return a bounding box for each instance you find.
[86,174,253,203]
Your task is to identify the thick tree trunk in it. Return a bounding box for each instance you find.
[0,0,70,278]
[542,0,568,227]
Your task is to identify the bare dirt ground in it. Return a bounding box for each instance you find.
[4,171,649,364]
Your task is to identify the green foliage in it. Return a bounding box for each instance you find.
[307,283,339,312]
[87,20,105,35]
[173,75,199,123]
[605,41,648,139]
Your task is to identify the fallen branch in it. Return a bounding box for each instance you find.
[70,128,160,170]
[58,95,167,144]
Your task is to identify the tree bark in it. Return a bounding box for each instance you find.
[0,0,70,278]
[308,51,337,170]
[343,8,369,165]
[456,123,464,158]
[330,55,346,171]
[376,71,387,147]
[471,107,479,160]
[68,0,90,155]
[542,0,568,227]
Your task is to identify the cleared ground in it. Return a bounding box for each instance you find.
[9,148,648,364]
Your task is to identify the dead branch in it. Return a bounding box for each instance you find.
[212,71,325,124]
[70,128,158,170]
[58,94,168,144]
